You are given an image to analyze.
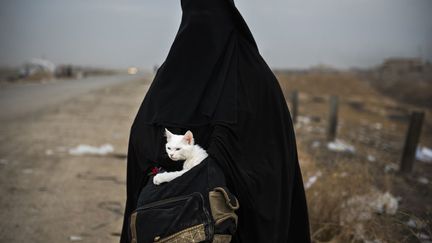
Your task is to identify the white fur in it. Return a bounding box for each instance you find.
[153,128,208,185]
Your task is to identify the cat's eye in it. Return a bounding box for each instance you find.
[176,148,180,151]
[167,147,171,150]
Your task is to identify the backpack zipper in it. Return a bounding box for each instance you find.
[134,192,200,212]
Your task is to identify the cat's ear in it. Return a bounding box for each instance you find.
[183,130,194,145]
[165,128,173,141]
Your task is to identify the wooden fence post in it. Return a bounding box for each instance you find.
[290,90,299,124]
[400,111,425,173]
[327,95,339,141]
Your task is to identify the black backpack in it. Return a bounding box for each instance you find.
[129,157,239,243]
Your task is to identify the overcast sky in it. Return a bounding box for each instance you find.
[0,0,431,69]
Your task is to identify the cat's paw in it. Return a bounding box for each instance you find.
[153,174,165,185]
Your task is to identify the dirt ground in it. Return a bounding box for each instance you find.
[0,77,151,243]
[0,72,430,242]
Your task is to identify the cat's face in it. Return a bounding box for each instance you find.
[164,128,194,161]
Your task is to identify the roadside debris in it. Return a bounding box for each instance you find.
[69,235,83,241]
[311,140,321,149]
[304,171,323,189]
[416,146,432,163]
[417,177,429,185]
[340,189,400,242]
[69,144,114,156]
[45,149,54,156]
[341,190,399,224]
[416,232,431,242]
[371,122,383,130]
[367,154,376,162]
[384,163,399,173]
[327,139,356,153]
[406,218,427,229]
[297,116,312,125]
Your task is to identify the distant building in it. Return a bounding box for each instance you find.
[379,58,426,73]
[20,58,56,78]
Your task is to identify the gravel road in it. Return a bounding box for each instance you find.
[0,75,151,242]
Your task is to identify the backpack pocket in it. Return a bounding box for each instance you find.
[130,192,212,243]
[209,187,239,238]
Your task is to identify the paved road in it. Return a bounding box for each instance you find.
[0,74,145,122]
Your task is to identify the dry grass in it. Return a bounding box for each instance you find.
[303,158,410,242]
[277,71,432,243]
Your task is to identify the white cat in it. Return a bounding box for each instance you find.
[153,128,208,185]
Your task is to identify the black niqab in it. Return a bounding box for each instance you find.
[120,0,311,242]
[140,0,257,127]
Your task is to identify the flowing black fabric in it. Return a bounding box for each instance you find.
[120,0,311,242]
[140,0,256,127]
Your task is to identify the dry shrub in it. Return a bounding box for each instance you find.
[305,159,414,243]
[24,71,54,81]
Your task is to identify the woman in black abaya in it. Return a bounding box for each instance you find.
[120,0,311,242]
